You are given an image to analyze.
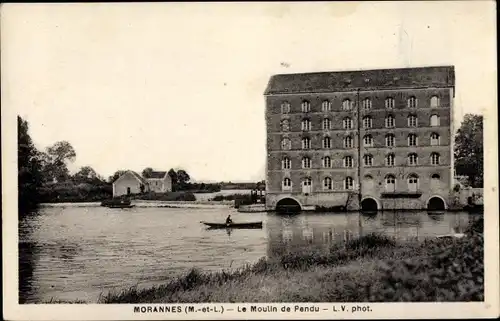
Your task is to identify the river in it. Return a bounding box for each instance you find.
[18,206,474,303]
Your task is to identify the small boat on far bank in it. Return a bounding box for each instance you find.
[200,221,263,229]
[101,199,135,209]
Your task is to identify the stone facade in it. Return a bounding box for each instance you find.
[264,66,455,211]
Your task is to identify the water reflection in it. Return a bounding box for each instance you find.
[266,211,472,258]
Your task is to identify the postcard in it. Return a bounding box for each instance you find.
[2,2,498,320]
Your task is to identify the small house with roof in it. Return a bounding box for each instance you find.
[112,170,172,197]
[145,171,172,193]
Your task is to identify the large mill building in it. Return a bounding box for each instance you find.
[264,66,455,212]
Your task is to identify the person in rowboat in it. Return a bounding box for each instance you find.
[226,215,233,225]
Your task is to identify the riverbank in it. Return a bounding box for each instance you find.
[96,218,483,303]
[40,200,234,209]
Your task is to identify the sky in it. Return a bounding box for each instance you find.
[2,2,496,182]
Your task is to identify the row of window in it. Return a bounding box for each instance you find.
[281,96,441,113]
[282,132,441,150]
[283,114,440,132]
[282,176,355,190]
[282,173,440,191]
[282,152,442,169]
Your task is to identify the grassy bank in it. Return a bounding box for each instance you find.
[98,218,483,303]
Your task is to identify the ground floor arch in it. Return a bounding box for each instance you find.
[361,197,379,212]
[275,197,302,213]
[427,196,447,211]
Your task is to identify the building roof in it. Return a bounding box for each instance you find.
[264,66,455,95]
[147,171,168,179]
[114,170,148,185]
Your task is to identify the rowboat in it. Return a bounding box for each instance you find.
[107,204,135,209]
[200,221,263,229]
[101,199,134,208]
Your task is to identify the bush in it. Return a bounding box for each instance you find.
[38,182,112,203]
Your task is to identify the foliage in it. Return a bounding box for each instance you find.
[167,169,178,185]
[72,166,105,185]
[40,141,76,183]
[18,116,44,213]
[177,170,190,184]
[454,114,483,187]
[38,182,112,203]
[99,219,484,303]
[184,182,221,193]
[141,167,153,179]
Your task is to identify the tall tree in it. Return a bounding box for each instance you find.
[176,169,191,184]
[41,141,76,183]
[454,114,483,187]
[18,116,43,213]
[142,167,154,178]
[168,169,178,184]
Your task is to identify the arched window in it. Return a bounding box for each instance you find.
[386,153,395,166]
[342,99,353,111]
[281,119,290,132]
[385,115,395,128]
[301,100,311,112]
[282,178,292,190]
[407,96,417,108]
[302,157,311,168]
[431,153,440,165]
[430,133,440,146]
[343,156,353,168]
[385,134,395,147]
[343,117,353,129]
[363,116,373,129]
[281,138,291,150]
[385,97,395,109]
[323,118,331,130]
[430,96,440,108]
[323,177,333,190]
[362,98,372,110]
[302,157,312,169]
[323,156,331,168]
[408,115,418,127]
[322,100,331,112]
[385,175,396,192]
[408,153,418,166]
[363,154,373,167]
[282,157,291,169]
[408,134,418,146]
[323,137,332,149]
[430,114,440,126]
[344,136,353,148]
[301,119,311,131]
[363,135,373,147]
[407,174,419,192]
[344,177,354,190]
[281,101,291,114]
[302,137,311,149]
